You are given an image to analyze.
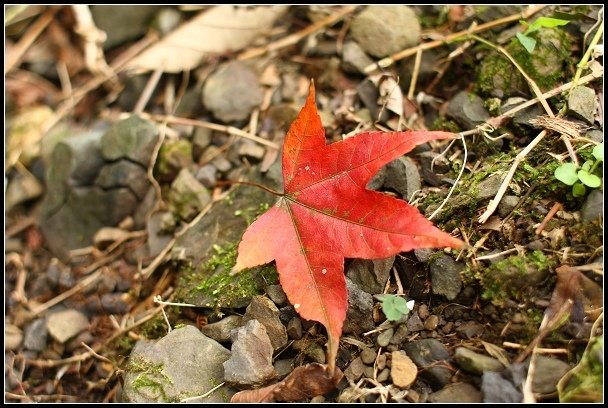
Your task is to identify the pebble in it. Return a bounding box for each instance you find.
[195,164,217,189]
[568,85,596,124]
[391,351,417,388]
[424,315,440,331]
[377,353,387,370]
[406,312,424,332]
[428,382,482,403]
[23,318,48,351]
[5,324,23,350]
[454,347,505,375]
[243,295,288,351]
[350,6,420,58]
[377,328,394,347]
[201,315,242,343]
[266,284,288,307]
[360,347,377,365]
[417,304,430,320]
[377,368,390,383]
[456,321,485,339]
[389,324,409,345]
[341,41,375,75]
[46,309,89,344]
[286,317,303,339]
[344,357,365,382]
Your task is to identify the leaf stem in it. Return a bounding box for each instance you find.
[217,180,284,196]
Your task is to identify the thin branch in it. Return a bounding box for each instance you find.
[364,5,546,73]
[133,66,164,113]
[237,6,357,60]
[478,130,547,224]
[5,6,59,74]
[429,133,467,221]
[138,113,279,149]
[571,16,604,90]
[407,48,423,100]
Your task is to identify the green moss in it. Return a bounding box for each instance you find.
[479,250,556,306]
[156,139,193,180]
[431,117,462,133]
[128,356,174,402]
[176,242,278,312]
[476,27,574,98]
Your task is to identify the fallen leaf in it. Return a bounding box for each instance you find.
[233,82,464,369]
[127,5,288,73]
[481,340,511,367]
[231,363,343,402]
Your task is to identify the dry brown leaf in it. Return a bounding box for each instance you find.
[230,363,343,403]
[127,5,288,73]
[481,340,511,367]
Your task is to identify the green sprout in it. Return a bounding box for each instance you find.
[516,16,570,53]
[554,143,603,197]
[375,294,415,321]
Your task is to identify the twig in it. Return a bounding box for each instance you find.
[364,5,546,73]
[237,5,357,60]
[429,133,467,220]
[502,342,569,355]
[535,202,562,235]
[139,189,231,279]
[475,246,522,261]
[7,253,28,304]
[133,66,164,113]
[80,342,113,364]
[180,382,226,402]
[569,262,603,273]
[30,268,104,316]
[139,113,279,149]
[71,5,113,75]
[5,6,59,74]
[407,48,422,100]
[478,130,547,224]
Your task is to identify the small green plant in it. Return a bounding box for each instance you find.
[374,294,415,321]
[516,16,570,53]
[554,143,603,197]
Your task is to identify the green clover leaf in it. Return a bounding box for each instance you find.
[578,170,601,188]
[375,295,414,321]
[554,162,579,185]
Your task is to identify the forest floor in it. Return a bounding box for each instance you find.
[5,5,604,403]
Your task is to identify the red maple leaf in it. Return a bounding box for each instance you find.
[233,82,463,370]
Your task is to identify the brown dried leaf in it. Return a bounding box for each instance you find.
[230,363,343,403]
[127,5,288,73]
[481,340,511,367]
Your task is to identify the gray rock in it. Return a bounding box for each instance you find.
[343,277,375,334]
[581,189,603,221]
[95,160,149,200]
[360,347,377,365]
[203,61,263,123]
[47,309,89,344]
[585,129,603,143]
[501,97,543,127]
[346,256,395,295]
[482,371,522,402]
[406,312,424,332]
[286,317,303,340]
[454,347,504,375]
[266,284,288,307]
[168,168,211,221]
[532,356,571,394]
[498,195,519,217]
[341,41,375,74]
[243,296,288,351]
[568,86,596,124]
[456,321,485,339]
[101,293,133,314]
[414,248,434,263]
[224,319,276,387]
[195,164,217,189]
[23,318,48,351]
[273,358,293,380]
[377,328,394,347]
[192,127,212,160]
[212,157,232,173]
[429,254,463,300]
[5,324,23,351]
[237,140,265,161]
[428,382,482,403]
[201,315,242,343]
[447,92,490,130]
[101,115,160,166]
[123,325,234,402]
[6,171,44,211]
[344,357,365,382]
[419,151,450,187]
[383,157,421,201]
[92,5,159,50]
[146,212,174,258]
[350,6,420,58]
[389,324,409,345]
[377,368,390,383]
[477,173,504,200]
[404,339,452,389]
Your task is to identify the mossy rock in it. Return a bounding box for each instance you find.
[476,27,573,98]
[155,139,193,181]
[172,171,279,310]
[479,250,556,306]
